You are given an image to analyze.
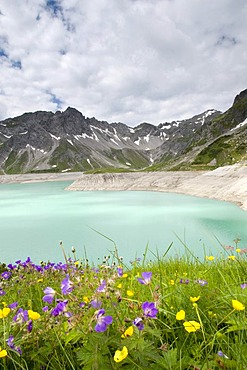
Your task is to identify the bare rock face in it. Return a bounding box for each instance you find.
[0,89,247,174]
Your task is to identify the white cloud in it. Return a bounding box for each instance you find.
[0,0,247,126]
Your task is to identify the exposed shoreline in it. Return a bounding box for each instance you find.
[0,164,246,211]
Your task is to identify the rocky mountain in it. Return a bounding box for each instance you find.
[0,89,246,174]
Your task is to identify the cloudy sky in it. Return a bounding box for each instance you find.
[0,0,247,126]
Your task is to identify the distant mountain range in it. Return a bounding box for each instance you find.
[0,89,246,174]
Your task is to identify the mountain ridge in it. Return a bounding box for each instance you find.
[0,89,246,174]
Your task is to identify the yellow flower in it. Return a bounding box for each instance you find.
[117,283,122,289]
[232,299,245,311]
[121,326,134,338]
[122,273,128,278]
[190,296,200,303]
[1,302,7,307]
[0,307,10,318]
[127,290,134,297]
[37,278,43,283]
[206,255,215,261]
[236,248,241,253]
[169,279,175,285]
[114,346,128,363]
[183,321,201,333]
[83,296,89,303]
[176,310,185,321]
[228,255,235,260]
[28,310,40,320]
[0,347,7,358]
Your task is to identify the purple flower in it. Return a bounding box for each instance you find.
[133,317,144,330]
[13,308,28,324]
[94,309,113,332]
[43,287,56,304]
[117,267,123,277]
[240,283,247,289]
[27,320,33,333]
[142,301,158,318]
[61,275,73,295]
[51,300,71,317]
[6,335,22,355]
[179,279,190,284]
[90,299,102,309]
[137,272,152,285]
[217,351,229,359]
[42,306,49,312]
[0,289,6,296]
[196,279,208,286]
[1,271,11,280]
[96,280,107,293]
[9,302,18,309]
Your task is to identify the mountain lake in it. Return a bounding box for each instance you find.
[0,180,247,265]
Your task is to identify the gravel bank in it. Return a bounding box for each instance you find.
[67,164,247,211]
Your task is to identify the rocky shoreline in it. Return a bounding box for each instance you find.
[67,164,247,211]
[0,164,246,211]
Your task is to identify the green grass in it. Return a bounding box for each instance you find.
[0,243,247,369]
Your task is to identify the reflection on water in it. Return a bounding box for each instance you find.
[0,181,247,264]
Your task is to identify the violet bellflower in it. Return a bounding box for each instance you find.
[142,301,158,318]
[240,283,247,289]
[61,275,73,295]
[137,272,152,285]
[1,271,11,280]
[133,317,144,330]
[94,309,113,332]
[43,287,56,304]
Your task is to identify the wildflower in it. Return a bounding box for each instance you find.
[195,279,208,286]
[176,310,185,321]
[142,301,158,318]
[83,296,89,304]
[121,326,134,338]
[133,317,144,330]
[217,351,229,359]
[61,275,73,295]
[13,308,28,323]
[232,299,245,311]
[0,307,10,318]
[114,346,128,363]
[240,283,247,289]
[236,248,241,253]
[51,300,71,317]
[127,290,134,297]
[122,273,128,278]
[94,309,113,332]
[28,310,40,320]
[6,335,22,355]
[90,299,102,308]
[117,283,122,289]
[228,255,235,260]
[96,280,107,293]
[137,271,152,285]
[206,255,214,261]
[0,289,6,296]
[43,287,56,304]
[27,320,33,333]
[169,279,175,285]
[183,321,201,333]
[1,271,11,280]
[117,267,123,277]
[190,296,200,303]
[179,278,189,284]
[0,347,7,358]
[9,302,18,309]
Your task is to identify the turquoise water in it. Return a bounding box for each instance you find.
[0,181,247,264]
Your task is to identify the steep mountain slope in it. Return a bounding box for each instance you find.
[0,89,246,174]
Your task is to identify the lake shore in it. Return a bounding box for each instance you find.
[1,163,246,211]
[67,163,247,212]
